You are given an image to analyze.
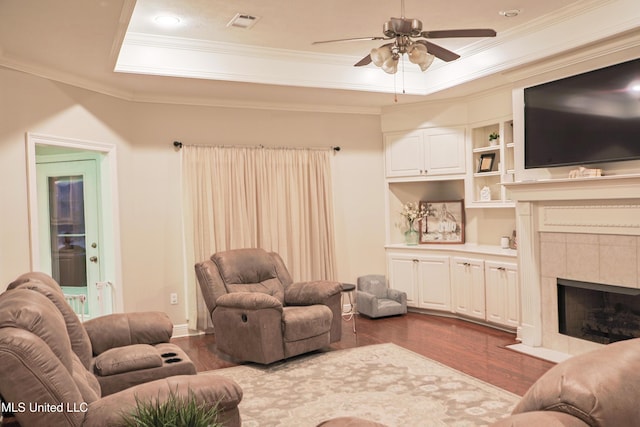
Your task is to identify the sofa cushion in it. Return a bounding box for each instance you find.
[213,248,277,284]
[213,248,285,303]
[94,344,163,376]
[282,305,332,342]
[84,312,173,355]
[13,279,93,369]
[0,289,74,372]
[358,275,388,299]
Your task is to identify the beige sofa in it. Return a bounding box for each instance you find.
[491,338,640,426]
[195,248,343,364]
[0,273,243,427]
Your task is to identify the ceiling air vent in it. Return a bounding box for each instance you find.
[227,13,260,29]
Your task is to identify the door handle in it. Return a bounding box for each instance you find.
[89,256,98,263]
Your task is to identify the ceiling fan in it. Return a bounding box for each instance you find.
[312,0,496,74]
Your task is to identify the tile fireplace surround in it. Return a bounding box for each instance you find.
[505,174,640,357]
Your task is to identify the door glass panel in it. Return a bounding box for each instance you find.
[48,175,87,288]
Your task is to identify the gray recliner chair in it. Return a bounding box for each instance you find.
[356,275,407,318]
[195,248,342,364]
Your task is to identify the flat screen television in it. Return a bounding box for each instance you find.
[524,58,640,169]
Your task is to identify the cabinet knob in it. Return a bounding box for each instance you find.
[497,266,506,271]
[412,259,419,263]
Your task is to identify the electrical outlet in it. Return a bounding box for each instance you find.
[170,293,178,305]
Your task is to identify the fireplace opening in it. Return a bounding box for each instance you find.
[558,278,640,344]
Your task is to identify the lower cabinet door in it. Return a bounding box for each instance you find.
[417,255,451,312]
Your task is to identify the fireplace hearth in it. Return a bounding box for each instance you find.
[558,278,640,344]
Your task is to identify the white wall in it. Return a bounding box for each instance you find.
[0,67,385,325]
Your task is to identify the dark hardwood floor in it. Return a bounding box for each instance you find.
[172,312,555,396]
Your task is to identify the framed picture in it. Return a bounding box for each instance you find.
[477,153,495,173]
[419,200,465,244]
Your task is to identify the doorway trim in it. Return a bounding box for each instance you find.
[26,132,123,312]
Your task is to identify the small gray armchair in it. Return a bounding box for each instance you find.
[356,275,407,318]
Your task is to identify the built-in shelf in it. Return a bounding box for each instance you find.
[474,171,501,178]
[468,117,514,207]
[473,145,500,153]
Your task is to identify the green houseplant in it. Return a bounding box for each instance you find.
[488,132,499,146]
[122,390,222,427]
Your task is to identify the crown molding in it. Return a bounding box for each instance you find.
[0,55,382,115]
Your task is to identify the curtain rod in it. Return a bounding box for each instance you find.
[173,141,340,152]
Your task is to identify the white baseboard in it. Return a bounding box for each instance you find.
[172,323,202,338]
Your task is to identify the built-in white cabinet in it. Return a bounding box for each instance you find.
[387,251,451,312]
[385,127,466,178]
[485,261,519,328]
[387,247,519,331]
[451,257,485,320]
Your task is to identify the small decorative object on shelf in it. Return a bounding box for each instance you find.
[479,186,491,201]
[509,230,517,250]
[478,153,496,173]
[400,202,427,245]
[568,166,602,178]
[489,132,500,146]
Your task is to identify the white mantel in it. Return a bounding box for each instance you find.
[503,174,640,356]
[504,174,640,202]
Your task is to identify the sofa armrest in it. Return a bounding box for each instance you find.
[285,280,342,306]
[84,312,173,355]
[83,373,243,427]
[355,290,378,317]
[510,338,640,427]
[387,288,407,305]
[215,292,283,312]
[93,344,163,376]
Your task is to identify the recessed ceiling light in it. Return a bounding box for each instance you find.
[154,15,181,27]
[499,9,521,18]
[227,13,260,29]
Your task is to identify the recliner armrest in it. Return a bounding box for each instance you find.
[84,312,173,355]
[285,280,342,306]
[84,373,243,427]
[215,292,283,311]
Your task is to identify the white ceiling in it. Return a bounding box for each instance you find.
[0,0,638,112]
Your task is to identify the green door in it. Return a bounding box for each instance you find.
[36,158,110,318]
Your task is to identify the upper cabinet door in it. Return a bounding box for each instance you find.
[423,127,466,176]
[385,127,465,178]
[384,131,424,177]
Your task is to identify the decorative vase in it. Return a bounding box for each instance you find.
[404,222,419,245]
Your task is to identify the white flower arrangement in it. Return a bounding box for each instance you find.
[400,202,427,227]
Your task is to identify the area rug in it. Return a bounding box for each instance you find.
[211,343,519,427]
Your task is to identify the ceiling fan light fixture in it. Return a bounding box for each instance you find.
[408,43,428,64]
[370,46,392,67]
[418,53,435,71]
[381,57,398,74]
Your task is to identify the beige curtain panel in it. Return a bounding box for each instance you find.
[181,145,337,331]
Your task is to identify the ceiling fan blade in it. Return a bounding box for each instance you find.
[312,36,389,45]
[354,54,372,67]
[420,29,496,39]
[416,40,460,62]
